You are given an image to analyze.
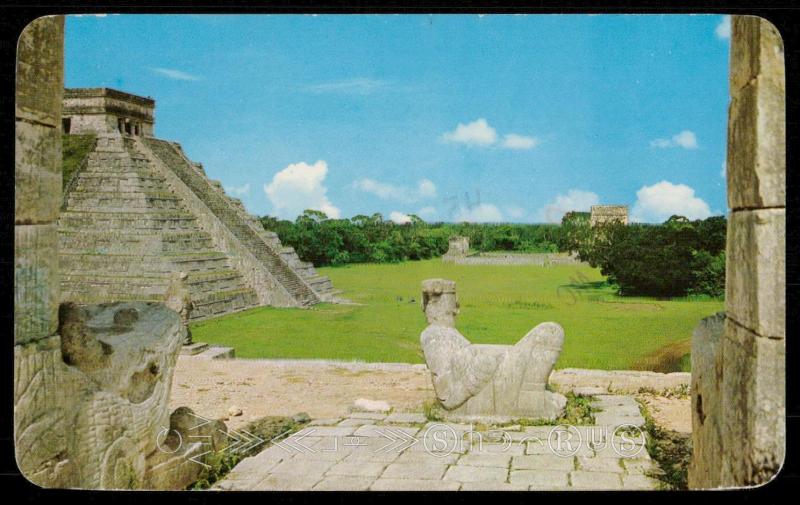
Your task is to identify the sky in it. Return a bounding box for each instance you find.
[65,14,732,224]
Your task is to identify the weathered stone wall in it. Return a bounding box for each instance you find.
[689,16,785,489]
[447,251,583,266]
[15,15,64,344]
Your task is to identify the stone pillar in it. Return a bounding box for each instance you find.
[15,16,64,344]
[13,16,70,487]
[689,15,785,489]
[421,278,459,327]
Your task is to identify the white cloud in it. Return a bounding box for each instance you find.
[535,189,600,223]
[225,182,251,196]
[417,179,437,198]
[716,15,731,40]
[417,206,437,219]
[353,178,437,203]
[454,203,503,223]
[442,118,498,146]
[720,160,727,178]
[151,67,201,81]
[505,205,526,219]
[502,133,540,150]
[630,181,711,223]
[650,130,698,150]
[304,78,388,95]
[389,211,413,224]
[264,160,341,219]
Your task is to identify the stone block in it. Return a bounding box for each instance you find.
[15,121,61,224]
[727,74,785,209]
[253,472,323,491]
[444,464,508,483]
[456,453,512,468]
[461,482,528,491]
[15,224,59,342]
[370,479,461,491]
[384,412,427,424]
[326,460,387,478]
[352,424,419,438]
[269,457,335,477]
[511,454,575,471]
[313,477,374,491]
[576,456,624,473]
[15,16,64,126]
[622,474,660,490]
[380,462,449,480]
[688,313,724,489]
[509,469,569,489]
[730,16,785,93]
[725,209,785,339]
[395,451,460,465]
[569,470,622,489]
[720,320,785,485]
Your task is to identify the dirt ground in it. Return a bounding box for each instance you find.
[169,356,435,430]
[637,393,692,434]
[170,356,691,433]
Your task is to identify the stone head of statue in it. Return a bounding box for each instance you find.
[421,278,459,327]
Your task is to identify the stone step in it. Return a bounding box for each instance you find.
[60,274,168,302]
[187,269,251,296]
[59,230,216,256]
[195,346,235,360]
[64,191,183,212]
[59,210,199,231]
[191,288,259,320]
[144,137,322,307]
[181,342,209,355]
[71,173,167,193]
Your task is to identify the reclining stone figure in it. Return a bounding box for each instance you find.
[420,278,567,421]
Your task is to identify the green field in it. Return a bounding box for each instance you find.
[190,259,722,371]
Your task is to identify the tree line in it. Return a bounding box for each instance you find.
[259,209,726,298]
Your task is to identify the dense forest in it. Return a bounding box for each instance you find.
[259,210,726,298]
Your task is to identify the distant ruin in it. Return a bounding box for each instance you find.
[590,205,628,226]
[59,88,341,321]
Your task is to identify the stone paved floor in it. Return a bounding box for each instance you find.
[213,394,662,491]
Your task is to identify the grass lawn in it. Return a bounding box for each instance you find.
[190,259,722,371]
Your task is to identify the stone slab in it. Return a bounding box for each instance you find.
[512,455,575,471]
[370,479,461,491]
[313,476,374,491]
[381,462,450,481]
[569,470,623,489]
[384,412,428,424]
[509,470,570,489]
[444,464,508,483]
[326,460,387,478]
[456,453,512,468]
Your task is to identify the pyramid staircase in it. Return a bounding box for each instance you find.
[141,138,340,304]
[59,134,259,321]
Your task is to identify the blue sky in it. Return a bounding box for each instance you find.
[65,14,731,223]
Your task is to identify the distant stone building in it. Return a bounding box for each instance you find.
[590,205,628,227]
[59,88,341,320]
[446,236,469,256]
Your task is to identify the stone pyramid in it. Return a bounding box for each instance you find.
[59,88,340,321]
